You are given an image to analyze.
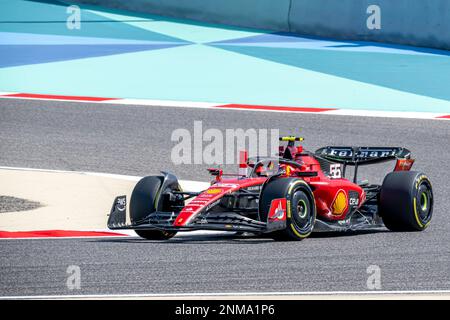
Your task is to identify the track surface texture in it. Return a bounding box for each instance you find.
[0,98,449,296]
[0,196,42,213]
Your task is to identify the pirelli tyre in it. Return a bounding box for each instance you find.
[130,176,178,240]
[260,177,316,241]
[380,171,433,231]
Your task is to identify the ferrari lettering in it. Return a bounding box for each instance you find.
[322,147,398,159]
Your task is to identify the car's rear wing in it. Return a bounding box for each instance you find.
[315,146,411,165]
[315,146,413,183]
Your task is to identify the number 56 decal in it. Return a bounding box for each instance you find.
[330,164,342,179]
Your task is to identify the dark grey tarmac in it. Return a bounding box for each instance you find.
[0,98,449,296]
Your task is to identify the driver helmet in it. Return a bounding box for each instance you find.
[255,165,268,177]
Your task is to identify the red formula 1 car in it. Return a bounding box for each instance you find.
[108,137,433,240]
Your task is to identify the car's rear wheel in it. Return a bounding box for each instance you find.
[260,178,316,241]
[130,176,178,240]
[380,171,433,231]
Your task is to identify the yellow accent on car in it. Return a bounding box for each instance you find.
[290,224,311,238]
[206,188,222,194]
[285,165,291,176]
[332,190,347,215]
[280,136,304,142]
[287,200,291,218]
[421,192,427,211]
[286,179,316,220]
[413,176,431,229]
[288,180,307,194]
[413,197,424,228]
[285,180,316,239]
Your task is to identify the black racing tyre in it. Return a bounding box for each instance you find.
[130,176,177,240]
[260,178,316,241]
[380,171,433,231]
[130,176,162,223]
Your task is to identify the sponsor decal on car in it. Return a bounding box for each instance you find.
[319,147,400,160]
[332,190,348,215]
[349,197,359,206]
[214,183,239,188]
[206,188,223,194]
[205,199,221,211]
[115,196,126,212]
[268,198,287,221]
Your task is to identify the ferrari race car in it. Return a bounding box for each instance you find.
[108,137,433,240]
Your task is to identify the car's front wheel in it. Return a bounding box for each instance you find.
[286,186,315,239]
[130,175,179,240]
[260,178,316,241]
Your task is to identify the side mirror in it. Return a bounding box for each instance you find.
[207,168,223,182]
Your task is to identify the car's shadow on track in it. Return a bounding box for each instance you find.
[309,229,390,239]
[91,233,273,244]
[90,229,390,244]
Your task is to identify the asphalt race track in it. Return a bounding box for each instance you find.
[1,98,450,296]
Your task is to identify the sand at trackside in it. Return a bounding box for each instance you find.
[0,169,137,231]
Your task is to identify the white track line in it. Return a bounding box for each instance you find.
[2,289,450,300]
